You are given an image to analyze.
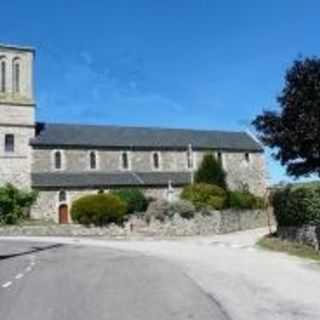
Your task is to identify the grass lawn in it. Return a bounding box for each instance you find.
[257,234,320,262]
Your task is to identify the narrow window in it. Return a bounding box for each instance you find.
[217,152,223,165]
[54,151,62,170]
[4,134,14,153]
[187,145,194,169]
[245,153,250,163]
[153,152,160,170]
[89,151,97,170]
[121,152,129,170]
[1,61,6,93]
[59,190,67,202]
[13,59,20,93]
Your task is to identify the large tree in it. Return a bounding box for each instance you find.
[252,57,320,177]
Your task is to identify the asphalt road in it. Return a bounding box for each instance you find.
[0,241,230,320]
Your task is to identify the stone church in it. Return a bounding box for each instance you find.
[0,44,266,223]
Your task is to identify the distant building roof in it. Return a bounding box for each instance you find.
[0,43,35,53]
[31,123,263,151]
[31,172,192,188]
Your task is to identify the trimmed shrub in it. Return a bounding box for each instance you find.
[227,191,266,210]
[71,194,127,226]
[0,184,38,225]
[181,183,227,210]
[111,189,148,214]
[272,186,320,227]
[168,200,195,219]
[195,154,227,189]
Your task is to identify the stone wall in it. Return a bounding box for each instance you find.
[32,148,266,196]
[277,226,320,251]
[1,209,271,238]
[0,125,34,188]
[0,45,35,189]
[31,187,183,222]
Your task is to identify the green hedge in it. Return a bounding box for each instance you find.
[0,184,38,225]
[71,194,127,226]
[227,191,266,210]
[111,189,148,214]
[272,186,320,227]
[181,183,227,210]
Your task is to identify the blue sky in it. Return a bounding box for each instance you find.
[1,1,319,184]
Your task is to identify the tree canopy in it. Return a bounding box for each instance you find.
[194,153,227,189]
[252,57,320,177]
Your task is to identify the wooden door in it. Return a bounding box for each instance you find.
[59,204,69,224]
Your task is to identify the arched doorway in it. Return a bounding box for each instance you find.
[59,204,69,224]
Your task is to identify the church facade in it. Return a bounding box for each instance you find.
[0,44,267,223]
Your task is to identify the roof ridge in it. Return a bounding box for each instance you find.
[42,121,246,135]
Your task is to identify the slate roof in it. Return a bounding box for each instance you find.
[31,172,192,188]
[31,123,263,152]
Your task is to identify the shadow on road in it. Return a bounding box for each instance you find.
[0,244,64,261]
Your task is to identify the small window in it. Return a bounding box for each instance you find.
[121,152,129,170]
[1,60,6,93]
[4,134,14,153]
[89,151,97,170]
[59,190,67,202]
[217,152,222,163]
[152,152,160,170]
[54,151,62,170]
[245,153,250,163]
[13,59,20,93]
[187,146,194,169]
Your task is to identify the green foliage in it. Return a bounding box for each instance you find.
[145,199,196,222]
[71,194,127,226]
[168,200,195,219]
[272,186,320,227]
[111,189,148,214]
[0,184,38,225]
[227,191,266,210]
[194,154,227,189]
[181,183,227,210]
[252,57,320,177]
[145,199,170,223]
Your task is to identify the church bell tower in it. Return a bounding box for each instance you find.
[0,44,36,188]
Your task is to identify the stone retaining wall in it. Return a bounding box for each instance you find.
[0,209,272,238]
[277,225,320,251]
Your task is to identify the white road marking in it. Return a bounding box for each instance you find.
[2,281,12,288]
[15,273,24,279]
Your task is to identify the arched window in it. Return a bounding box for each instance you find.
[186,145,194,169]
[0,60,6,93]
[13,58,21,94]
[121,152,129,170]
[89,151,97,170]
[152,152,160,170]
[54,151,62,170]
[245,153,250,163]
[58,190,67,202]
[217,152,223,165]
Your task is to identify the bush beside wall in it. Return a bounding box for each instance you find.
[0,184,38,225]
[71,194,127,226]
[272,186,320,227]
[181,183,227,210]
[111,189,148,214]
